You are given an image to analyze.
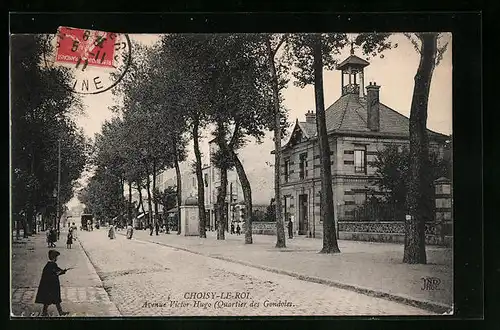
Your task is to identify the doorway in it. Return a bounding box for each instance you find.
[298,194,308,235]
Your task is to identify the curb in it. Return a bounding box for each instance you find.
[119,232,452,315]
[76,236,122,316]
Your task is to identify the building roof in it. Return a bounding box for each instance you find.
[336,55,370,71]
[282,93,447,150]
[297,121,317,138]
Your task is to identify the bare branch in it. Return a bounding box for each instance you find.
[436,40,449,66]
[404,33,422,55]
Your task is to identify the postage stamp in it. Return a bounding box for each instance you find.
[44,26,131,95]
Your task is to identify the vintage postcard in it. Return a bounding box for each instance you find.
[10,27,453,317]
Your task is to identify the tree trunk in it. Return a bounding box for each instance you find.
[230,150,253,244]
[152,158,159,227]
[193,119,207,238]
[22,214,29,238]
[27,148,35,236]
[266,37,286,248]
[312,35,340,254]
[137,181,146,217]
[145,173,153,227]
[128,181,133,226]
[26,206,35,237]
[403,33,438,264]
[16,219,20,238]
[173,145,182,235]
[216,169,227,240]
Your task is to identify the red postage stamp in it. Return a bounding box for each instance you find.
[55,27,118,70]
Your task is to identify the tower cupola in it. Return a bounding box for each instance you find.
[336,42,370,98]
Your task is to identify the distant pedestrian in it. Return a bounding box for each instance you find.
[149,223,153,236]
[71,223,77,240]
[46,229,51,248]
[35,250,71,316]
[66,232,73,249]
[108,225,116,240]
[230,222,235,235]
[236,223,241,235]
[288,218,293,239]
[49,228,57,247]
[155,222,159,236]
[126,224,133,239]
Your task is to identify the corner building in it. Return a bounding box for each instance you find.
[279,51,448,238]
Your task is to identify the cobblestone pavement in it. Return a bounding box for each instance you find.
[121,229,452,311]
[78,229,434,316]
[11,230,120,317]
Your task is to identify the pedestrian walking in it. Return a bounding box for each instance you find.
[236,223,241,235]
[108,224,116,240]
[230,222,235,235]
[46,229,51,248]
[155,222,159,236]
[71,223,77,240]
[288,218,293,239]
[35,250,71,316]
[49,228,57,247]
[66,231,73,249]
[126,224,133,239]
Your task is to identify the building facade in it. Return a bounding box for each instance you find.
[155,142,245,231]
[279,51,448,238]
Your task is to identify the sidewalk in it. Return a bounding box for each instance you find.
[120,228,452,314]
[11,230,121,317]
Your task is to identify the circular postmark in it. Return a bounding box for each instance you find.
[43,27,132,95]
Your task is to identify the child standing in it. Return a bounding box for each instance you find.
[66,232,73,249]
[35,250,70,316]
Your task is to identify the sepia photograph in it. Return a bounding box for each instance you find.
[10,25,454,317]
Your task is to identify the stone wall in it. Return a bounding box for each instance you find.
[249,220,452,247]
[338,221,452,246]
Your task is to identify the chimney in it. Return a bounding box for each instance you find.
[366,82,380,131]
[305,110,316,124]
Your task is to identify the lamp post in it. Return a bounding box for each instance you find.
[56,138,61,240]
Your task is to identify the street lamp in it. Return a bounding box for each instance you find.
[56,138,61,240]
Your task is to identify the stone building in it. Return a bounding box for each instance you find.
[278,50,449,238]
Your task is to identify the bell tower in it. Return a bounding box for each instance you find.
[336,42,370,98]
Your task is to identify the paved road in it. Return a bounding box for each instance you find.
[78,229,433,316]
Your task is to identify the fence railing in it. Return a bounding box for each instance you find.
[337,203,435,222]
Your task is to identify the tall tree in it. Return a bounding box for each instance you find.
[112,42,188,232]
[208,34,279,244]
[158,35,210,238]
[265,34,290,248]
[287,34,348,253]
[355,32,449,264]
[11,34,85,237]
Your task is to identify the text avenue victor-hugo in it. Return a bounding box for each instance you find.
[142,292,296,309]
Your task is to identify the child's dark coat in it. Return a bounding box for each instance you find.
[35,261,64,305]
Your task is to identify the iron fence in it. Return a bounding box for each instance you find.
[338,203,408,221]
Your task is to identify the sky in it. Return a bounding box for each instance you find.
[67,33,453,209]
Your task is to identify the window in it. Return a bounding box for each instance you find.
[204,173,209,187]
[284,158,290,183]
[192,177,196,187]
[299,153,307,179]
[354,148,366,173]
